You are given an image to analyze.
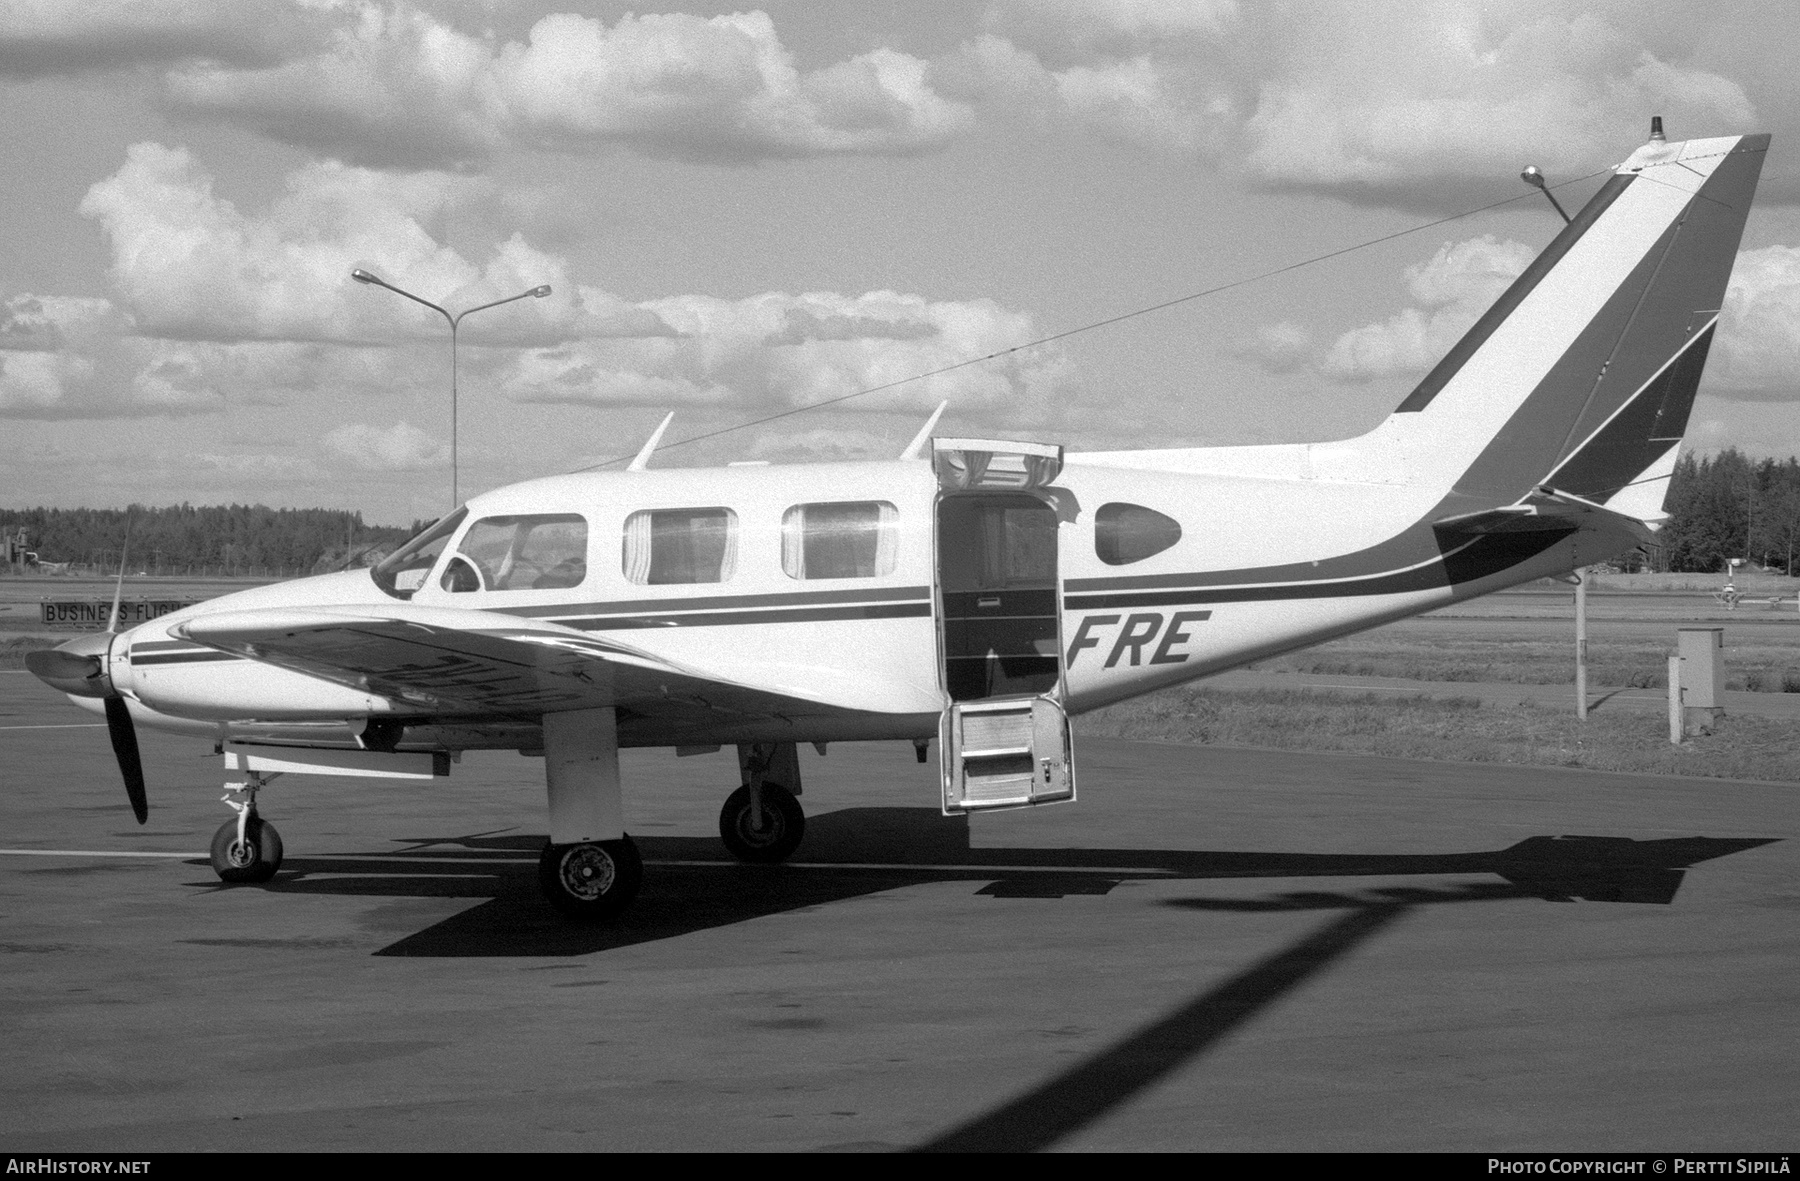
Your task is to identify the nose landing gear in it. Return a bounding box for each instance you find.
[210,771,283,884]
[719,741,807,863]
[718,781,805,864]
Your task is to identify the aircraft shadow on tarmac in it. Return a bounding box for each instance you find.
[916,826,1778,1154]
[178,806,1773,1153]
[185,806,1776,960]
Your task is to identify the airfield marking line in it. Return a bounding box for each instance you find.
[0,849,202,859]
[299,872,495,879]
[316,854,537,863]
[265,854,1185,874]
[241,854,1182,874]
[647,858,1178,874]
[0,723,106,730]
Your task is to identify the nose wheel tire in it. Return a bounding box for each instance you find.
[718,782,805,864]
[538,836,642,920]
[209,817,283,884]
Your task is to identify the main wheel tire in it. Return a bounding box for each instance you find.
[538,836,642,920]
[718,782,805,864]
[210,816,283,884]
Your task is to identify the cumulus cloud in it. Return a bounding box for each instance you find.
[1235,9,1757,205]
[37,143,1070,431]
[511,289,1073,426]
[324,420,448,471]
[0,292,226,419]
[1319,235,1533,381]
[1252,235,1800,403]
[0,0,323,76]
[1708,245,1800,400]
[79,142,673,345]
[153,4,971,167]
[8,3,1797,207]
[949,0,1792,209]
[1228,320,1313,375]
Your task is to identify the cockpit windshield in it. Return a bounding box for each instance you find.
[371,508,467,599]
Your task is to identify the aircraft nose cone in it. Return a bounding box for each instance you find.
[24,632,113,697]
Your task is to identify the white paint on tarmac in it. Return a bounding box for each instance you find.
[0,848,202,858]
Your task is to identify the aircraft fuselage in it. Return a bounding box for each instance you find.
[77,449,1605,749]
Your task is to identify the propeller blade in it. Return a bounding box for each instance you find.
[106,521,131,633]
[103,695,148,824]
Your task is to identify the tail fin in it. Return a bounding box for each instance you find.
[1393,130,1769,519]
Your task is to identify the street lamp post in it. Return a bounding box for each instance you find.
[350,268,552,508]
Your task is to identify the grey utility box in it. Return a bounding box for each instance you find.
[1677,628,1725,707]
[1676,627,1726,737]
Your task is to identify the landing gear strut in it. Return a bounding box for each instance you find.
[538,837,643,919]
[210,771,283,883]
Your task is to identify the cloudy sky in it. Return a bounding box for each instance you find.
[3,0,1798,525]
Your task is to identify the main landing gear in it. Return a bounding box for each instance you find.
[538,837,643,919]
[536,706,641,921]
[718,742,806,864]
[210,771,283,884]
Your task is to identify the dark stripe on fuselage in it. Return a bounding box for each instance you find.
[503,585,931,618]
[559,601,932,631]
[131,651,243,666]
[1065,530,1571,609]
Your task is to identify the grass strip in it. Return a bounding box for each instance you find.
[1254,636,1800,692]
[1081,686,1800,783]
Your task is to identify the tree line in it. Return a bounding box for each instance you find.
[1659,448,1800,574]
[2,504,421,577]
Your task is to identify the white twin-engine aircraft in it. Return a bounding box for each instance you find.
[27,128,1770,919]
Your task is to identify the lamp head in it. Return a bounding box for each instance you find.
[530,285,552,298]
[351,268,382,285]
[1520,165,1546,190]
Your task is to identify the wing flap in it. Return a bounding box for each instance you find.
[174,604,860,723]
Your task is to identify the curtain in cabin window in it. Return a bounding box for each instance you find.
[780,501,898,579]
[623,508,735,584]
[621,511,654,584]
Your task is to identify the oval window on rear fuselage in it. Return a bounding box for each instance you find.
[1094,503,1181,566]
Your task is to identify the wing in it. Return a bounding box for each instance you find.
[173,603,866,725]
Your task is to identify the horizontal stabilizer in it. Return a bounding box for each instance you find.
[1435,486,1656,547]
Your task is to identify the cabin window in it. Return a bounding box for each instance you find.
[442,514,588,593]
[1094,503,1182,566]
[622,507,738,585]
[371,508,467,599]
[781,501,898,579]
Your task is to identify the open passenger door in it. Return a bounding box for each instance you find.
[932,438,1076,813]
